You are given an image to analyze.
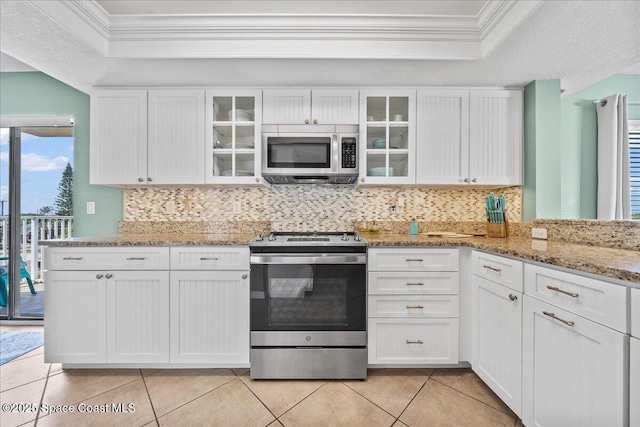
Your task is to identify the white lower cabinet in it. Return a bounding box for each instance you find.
[368,248,459,365]
[631,337,640,427]
[44,271,107,363]
[472,276,522,418]
[106,271,170,363]
[170,271,249,364]
[522,295,628,427]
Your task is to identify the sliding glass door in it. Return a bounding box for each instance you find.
[0,118,74,320]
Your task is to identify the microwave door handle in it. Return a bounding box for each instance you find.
[332,133,339,173]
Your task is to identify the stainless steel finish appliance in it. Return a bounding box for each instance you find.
[261,125,358,185]
[249,232,367,379]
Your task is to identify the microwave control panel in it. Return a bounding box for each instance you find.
[341,138,357,169]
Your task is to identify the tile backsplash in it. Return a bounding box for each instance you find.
[124,186,522,232]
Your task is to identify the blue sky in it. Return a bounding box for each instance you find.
[0,128,74,215]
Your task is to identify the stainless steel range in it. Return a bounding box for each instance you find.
[249,232,367,379]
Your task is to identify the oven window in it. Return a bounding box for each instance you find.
[267,137,331,168]
[251,263,366,331]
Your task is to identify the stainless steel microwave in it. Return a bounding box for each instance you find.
[261,124,359,185]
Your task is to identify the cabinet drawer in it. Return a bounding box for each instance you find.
[472,251,523,292]
[524,264,628,333]
[632,288,640,338]
[368,318,459,365]
[170,247,249,270]
[368,272,459,295]
[45,247,169,271]
[368,295,458,318]
[368,248,459,272]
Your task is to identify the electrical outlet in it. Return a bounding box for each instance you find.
[390,205,397,214]
[86,201,95,215]
[531,227,548,240]
[165,201,176,214]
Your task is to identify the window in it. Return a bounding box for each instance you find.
[631,121,640,219]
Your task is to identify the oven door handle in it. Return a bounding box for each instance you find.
[250,254,366,264]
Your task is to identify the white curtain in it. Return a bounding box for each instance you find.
[596,94,630,220]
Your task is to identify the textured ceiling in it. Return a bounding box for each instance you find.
[1,1,638,95]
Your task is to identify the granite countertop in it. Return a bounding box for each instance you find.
[40,232,256,246]
[363,233,640,285]
[41,232,640,285]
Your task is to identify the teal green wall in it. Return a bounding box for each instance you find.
[0,72,123,236]
[523,80,562,221]
[560,74,640,218]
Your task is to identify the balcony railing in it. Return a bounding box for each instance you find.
[0,216,74,280]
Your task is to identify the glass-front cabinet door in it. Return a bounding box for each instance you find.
[359,90,416,184]
[206,90,263,184]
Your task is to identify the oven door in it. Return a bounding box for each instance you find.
[261,134,337,175]
[250,253,366,333]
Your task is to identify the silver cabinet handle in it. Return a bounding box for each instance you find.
[360,177,365,182]
[543,311,575,327]
[472,178,477,183]
[483,265,502,272]
[406,282,424,286]
[313,119,318,124]
[304,119,309,124]
[242,274,248,279]
[63,257,83,260]
[138,178,144,182]
[200,257,219,261]
[105,273,113,279]
[96,274,104,279]
[126,257,146,261]
[406,305,424,309]
[406,340,424,344]
[147,177,153,182]
[255,178,260,183]
[405,259,423,262]
[546,285,579,298]
[463,178,469,183]
[509,294,518,301]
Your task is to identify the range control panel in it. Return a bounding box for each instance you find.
[341,137,357,169]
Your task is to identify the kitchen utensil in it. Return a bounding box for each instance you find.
[229,109,253,121]
[366,115,374,121]
[392,114,404,121]
[372,138,386,149]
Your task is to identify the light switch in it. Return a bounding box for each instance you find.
[86,201,95,215]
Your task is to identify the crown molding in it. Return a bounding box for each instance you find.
[26,0,542,60]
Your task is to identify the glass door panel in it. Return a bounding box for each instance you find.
[390,97,409,122]
[212,96,233,122]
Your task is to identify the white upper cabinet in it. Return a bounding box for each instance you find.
[90,90,148,185]
[90,89,205,185]
[416,90,469,185]
[416,89,522,186]
[359,90,416,185]
[147,90,205,184]
[469,90,523,186]
[263,89,358,124]
[206,89,263,185]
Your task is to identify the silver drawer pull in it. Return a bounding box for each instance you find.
[96,274,104,279]
[406,340,424,344]
[546,285,579,298]
[483,264,502,272]
[126,257,146,261]
[405,259,423,262]
[63,257,83,260]
[542,311,575,327]
[509,294,518,301]
[200,257,219,261]
[406,305,424,309]
[406,282,425,286]
[105,273,113,279]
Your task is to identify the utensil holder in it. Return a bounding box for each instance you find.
[486,211,509,238]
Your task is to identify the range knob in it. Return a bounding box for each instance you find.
[341,233,349,241]
[268,233,276,241]
[354,233,362,241]
[255,235,264,241]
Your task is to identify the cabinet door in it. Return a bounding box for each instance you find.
[359,90,416,185]
[631,337,640,427]
[170,271,250,364]
[106,271,170,363]
[206,90,263,184]
[522,296,628,427]
[416,90,469,184]
[44,271,107,363]
[469,90,523,185]
[368,318,458,365]
[90,90,147,185]
[147,89,205,184]
[262,89,311,124]
[311,89,359,124]
[472,277,522,417]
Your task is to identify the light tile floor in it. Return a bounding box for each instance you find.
[1,327,524,427]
